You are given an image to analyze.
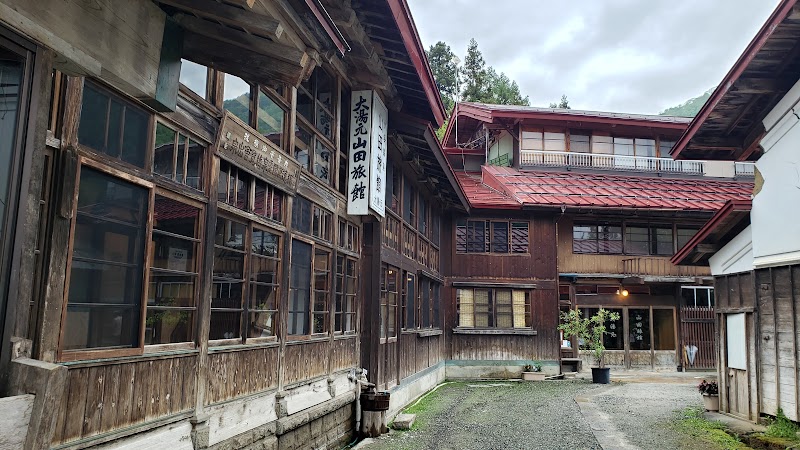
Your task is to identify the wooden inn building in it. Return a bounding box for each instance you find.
[440,102,754,374]
[0,0,792,448]
[0,0,466,448]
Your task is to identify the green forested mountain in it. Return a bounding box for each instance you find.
[659,89,714,117]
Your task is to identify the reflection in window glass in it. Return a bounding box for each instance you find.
[288,240,312,335]
[63,168,148,350]
[153,123,176,178]
[179,59,207,99]
[78,82,149,168]
[249,227,280,338]
[223,74,251,124]
[146,196,200,345]
[211,217,246,340]
[294,125,312,171]
[257,90,285,149]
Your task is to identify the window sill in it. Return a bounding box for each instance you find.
[208,339,280,353]
[417,329,443,337]
[286,334,330,346]
[452,327,537,336]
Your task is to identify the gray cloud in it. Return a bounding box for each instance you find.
[406,0,781,114]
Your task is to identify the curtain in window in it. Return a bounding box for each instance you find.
[513,291,527,328]
[458,289,474,327]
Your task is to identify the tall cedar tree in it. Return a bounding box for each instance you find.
[549,94,570,109]
[462,38,492,103]
[426,41,459,113]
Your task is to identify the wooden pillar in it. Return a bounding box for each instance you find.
[360,220,382,384]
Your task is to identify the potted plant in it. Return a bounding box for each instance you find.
[559,308,621,384]
[698,380,719,411]
[522,362,546,381]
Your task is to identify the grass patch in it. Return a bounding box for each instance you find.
[674,407,749,450]
[764,408,800,441]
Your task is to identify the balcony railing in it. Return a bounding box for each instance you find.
[520,150,705,175]
[622,257,710,277]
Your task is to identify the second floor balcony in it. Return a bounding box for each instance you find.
[519,150,755,178]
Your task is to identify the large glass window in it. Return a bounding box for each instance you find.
[312,249,330,334]
[456,288,531,329]
[63,168,149,351]
[402,271,414,330]
[335,256,357,333]
[248,227,280,338]
[381,265,399,338]
[78,81,149,168]
[211,217,246,340]
[681,287,715,308]
[625,225,673,256]
[256,88,286,150]
[403,177,416,225]
[628,308,651,351]
[223,74,252,124]
[457,220,529,254]
[179,59,208,99]
[153,122,204,190]
[295,69,338,185]
[288,240,312,335]
[146,195,201,345]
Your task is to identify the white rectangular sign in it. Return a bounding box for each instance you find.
[369,93,388,217]
[346,90,387,217]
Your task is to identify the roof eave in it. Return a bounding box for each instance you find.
[671,0,798,160]
[671,199,753,266]
[385,0,446,127]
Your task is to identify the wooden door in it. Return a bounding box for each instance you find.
[723,312,750,419]
[680,307,716,370]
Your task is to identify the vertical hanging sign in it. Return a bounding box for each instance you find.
[347,90,387,217]
[369,93,388,217]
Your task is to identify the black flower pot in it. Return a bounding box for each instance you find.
[591,367,611,384]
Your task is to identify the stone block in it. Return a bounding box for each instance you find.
[391,414,415,430]
[310,417,323,438]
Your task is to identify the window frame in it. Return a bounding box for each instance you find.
[144,189,205,352]
[287,234,334,340]
[334,255,357,334]
[294,68,339,187]
[456,219,530,254]
[58,157,155,362]
[455,287,532,330]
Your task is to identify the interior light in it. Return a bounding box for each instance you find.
[621,289,629,297]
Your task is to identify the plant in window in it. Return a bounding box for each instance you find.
[559,308,620,384]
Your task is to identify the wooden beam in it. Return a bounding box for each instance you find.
[736,122,767,161]
[182,30,305,86]
[696,244,719,254]
[173,14,308,67]
[732,77,792,95]
[139,18,182,112]
[155,0,283,40]
[724,95,760,136]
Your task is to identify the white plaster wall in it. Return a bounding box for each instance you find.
[752,82,800,268]
[488,132,513,162]
[709,226,754,275]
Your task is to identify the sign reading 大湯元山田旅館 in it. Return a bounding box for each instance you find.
[347,90,387,217]
[215,111,300,194]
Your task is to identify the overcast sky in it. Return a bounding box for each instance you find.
[406,0,781,114]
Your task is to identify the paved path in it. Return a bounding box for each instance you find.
[359,373,716,450]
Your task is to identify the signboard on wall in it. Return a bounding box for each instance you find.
[346,90,387,217]
[215,111,300,194]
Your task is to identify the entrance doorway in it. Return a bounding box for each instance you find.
[679,287,716,370]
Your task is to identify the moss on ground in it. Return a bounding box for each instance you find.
[673,407,750,450]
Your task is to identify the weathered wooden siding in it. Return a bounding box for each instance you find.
[205,346,280,405]
[449,215,557,280]
[755,265,800,422]
[283,341,330,386]
[557,218,710,277]
[330,337,358,373]
[52,355,197,445]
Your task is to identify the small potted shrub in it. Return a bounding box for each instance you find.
[559,308,621,384]
[698,380,719,411]
[522,362,545,381]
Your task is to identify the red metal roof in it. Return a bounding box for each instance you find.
[455,165,753,211]
[454,172,521,209]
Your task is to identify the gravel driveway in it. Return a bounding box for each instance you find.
[361,380,601,450]
[359,377,708,450]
